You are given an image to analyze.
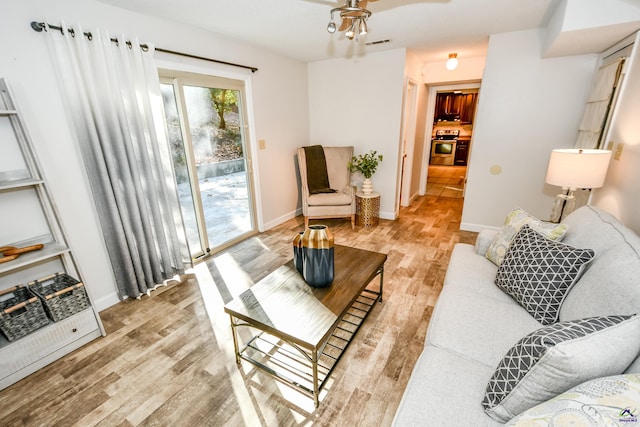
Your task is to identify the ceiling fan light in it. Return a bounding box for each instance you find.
[446,53,458,71]
[345,20,356,39]
[326,1,372,41]
[359,19,368,35]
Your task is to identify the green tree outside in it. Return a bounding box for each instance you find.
[208,88,238,130]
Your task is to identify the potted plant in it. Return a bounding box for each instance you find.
[348,150,383,194]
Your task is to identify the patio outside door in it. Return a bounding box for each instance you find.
[160,72,256,260]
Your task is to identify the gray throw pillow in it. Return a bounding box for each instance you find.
[495,224,594,325]
[482,315,640,423]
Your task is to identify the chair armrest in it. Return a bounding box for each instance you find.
[341,184,354,196]
[474,229,498,256]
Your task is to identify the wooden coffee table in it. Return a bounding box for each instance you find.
[224,244,386,407]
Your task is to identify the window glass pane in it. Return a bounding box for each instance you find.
[160,83,203,256]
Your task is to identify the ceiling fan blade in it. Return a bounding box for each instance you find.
[359,0,368,8]
[338,18,352,31]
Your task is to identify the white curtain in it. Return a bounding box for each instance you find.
[575,59,624,149]
[44,22,189,298]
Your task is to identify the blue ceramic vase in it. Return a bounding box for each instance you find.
[301,225,334,288]
[292,231,304,274]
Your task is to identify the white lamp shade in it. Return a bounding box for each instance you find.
[545,149,612,189]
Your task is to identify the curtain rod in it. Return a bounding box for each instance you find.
[30,21,258,73]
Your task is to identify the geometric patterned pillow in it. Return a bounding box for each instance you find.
[506,373,640,426]
[495,225,594,325]
[486,207,568,266]
[482,315,640,423]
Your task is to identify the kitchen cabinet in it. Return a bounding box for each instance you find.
[435,92,478,124]
[0,78,105,390]
[460,93,478,124]
[435,92,461,122]
[454,139,470,166]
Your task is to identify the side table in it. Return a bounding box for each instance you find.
[356,191,380,227]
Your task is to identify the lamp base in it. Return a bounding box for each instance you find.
[550,190,576,223]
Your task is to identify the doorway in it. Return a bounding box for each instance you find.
[399,79,419,208]
[160,71,257,260]
[419,81,481,199]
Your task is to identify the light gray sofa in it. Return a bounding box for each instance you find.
[392,205,640,426]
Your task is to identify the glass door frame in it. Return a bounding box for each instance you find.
[159,70,258,260]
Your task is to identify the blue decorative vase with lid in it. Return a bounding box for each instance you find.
[300,225,334,288]
[292,231,304,274]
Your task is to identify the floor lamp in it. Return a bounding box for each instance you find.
[545,149,612,223]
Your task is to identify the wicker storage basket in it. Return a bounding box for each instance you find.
[0,285,49,341]
[29,273,89,322]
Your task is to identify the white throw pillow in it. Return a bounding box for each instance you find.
[507,373,640,426]
[486,207,568,266]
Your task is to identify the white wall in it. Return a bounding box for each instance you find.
[423,56,486,84]
[592,31,640,234]
[1,0,309,309]
[461,29,599,231]
[544,0,640,57]
[308,49,406,219]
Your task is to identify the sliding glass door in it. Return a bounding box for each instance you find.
[160,72,256,259]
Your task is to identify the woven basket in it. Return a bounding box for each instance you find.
[29,273,89,322]
[0,285,49,341]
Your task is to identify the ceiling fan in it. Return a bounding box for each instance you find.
[327,0,380,40]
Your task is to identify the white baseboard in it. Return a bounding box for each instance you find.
[460,222,499,233]
[380,211,396,220]
[94,292,121,311]
[262,208,302,231]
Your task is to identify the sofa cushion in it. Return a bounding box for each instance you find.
[485,207,568,266]
[482,315,640,423]
[560,206,640,321]
[428,244,541,367]
[506,373,640,426]
[392,345,503,427]
[495,225,594,325]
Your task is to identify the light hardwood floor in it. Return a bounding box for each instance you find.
[0,194,476,427]
[426,165,467,198]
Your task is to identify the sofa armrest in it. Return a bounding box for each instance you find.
[474,229,498,256]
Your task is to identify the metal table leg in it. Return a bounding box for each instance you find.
[378,265,384,303]
[229,314,241,365]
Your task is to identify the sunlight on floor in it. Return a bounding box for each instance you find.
[214,252,255,296]
[190,260,328,422]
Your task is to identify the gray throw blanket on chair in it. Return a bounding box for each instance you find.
[304,145,337,194]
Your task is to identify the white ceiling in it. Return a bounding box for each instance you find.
[94,0,564,63]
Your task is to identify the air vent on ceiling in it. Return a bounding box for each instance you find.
[365,39,390,46]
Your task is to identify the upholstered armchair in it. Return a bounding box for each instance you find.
[297,146,355,229]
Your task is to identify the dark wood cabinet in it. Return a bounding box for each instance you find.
[435,92,478,124]
[460,93,478,124]
[435,92,460,121]
[454,140,470,166]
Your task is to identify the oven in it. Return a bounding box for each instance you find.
[430,129,459,166]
